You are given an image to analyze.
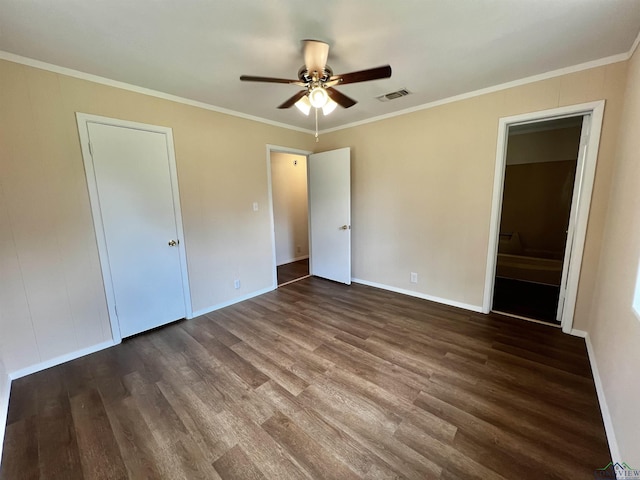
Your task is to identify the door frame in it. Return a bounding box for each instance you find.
[76,113,192,344]
[266,144,313,289]
[482,101,605,333]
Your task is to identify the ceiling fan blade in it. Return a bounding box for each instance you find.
[326,87,357,108]
[303,40,329,75]
[278,90,308,109]
[330,65,392,85]
[240,75,305,86]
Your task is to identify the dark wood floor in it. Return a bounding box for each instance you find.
[493,277,561,324]
[1,278,610,479]
[277,258,309,285]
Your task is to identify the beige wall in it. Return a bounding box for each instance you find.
[320,61,627,318]
[1,50,638,462]
[506,126,581,165]
[586,46,640,464]
[0,59,314,373]
[271,152,309,265]
[500,160,577,259]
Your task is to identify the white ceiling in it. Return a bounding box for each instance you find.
[1,0,639,131]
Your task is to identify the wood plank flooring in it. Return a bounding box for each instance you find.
[1,277,611,479]
[277,259,309,285]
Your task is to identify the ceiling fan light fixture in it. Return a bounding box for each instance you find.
[322,98,337,115]
[294,95,312,115]
[309,86,329,108]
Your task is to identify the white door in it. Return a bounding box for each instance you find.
[87,122,187,338]
[308,147,351,284]
[556,114,590,321]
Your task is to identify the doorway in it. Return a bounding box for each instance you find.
[483,101,605,333]
[267,145,352,288]
[270,151,311,286]
[77,114,191,342]
[492,117,582,324]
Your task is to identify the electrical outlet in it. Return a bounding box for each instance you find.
[252,202,259,211]
[234,279,241,289]
[410,272,418,283]
[297,245,301,253]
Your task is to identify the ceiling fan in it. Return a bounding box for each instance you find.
[240,40,392,115]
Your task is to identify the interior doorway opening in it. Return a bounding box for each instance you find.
[484,101,605,333]
[492,117,583,324]
[269,150,311,286]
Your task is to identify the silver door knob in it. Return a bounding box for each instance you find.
[339,225,350,230]
[168,239,178,247]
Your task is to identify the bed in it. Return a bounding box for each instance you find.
[496,232,563,286]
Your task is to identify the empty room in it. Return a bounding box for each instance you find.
[1,1,640,478]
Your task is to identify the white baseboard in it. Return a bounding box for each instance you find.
[351,278,484,313]
[191,286,274,318]
[276,255,309,267]
[569,328,588,338]
[9,340,115,381]
[580,332,621,463]
[0,373,11,466]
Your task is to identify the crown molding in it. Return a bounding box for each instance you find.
[0,51,315,135]
[320,52,629,134]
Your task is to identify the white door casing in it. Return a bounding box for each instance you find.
[556,114,591,321]
[308,147,352,285]
[266,145,313,289]
[77,114,191,341]
[483,101,605,333]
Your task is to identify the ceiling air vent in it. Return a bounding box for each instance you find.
[376,88,411,102]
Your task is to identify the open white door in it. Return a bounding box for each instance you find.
[308,148,351,284]
[556,114,590,321]
[79,116,190,339]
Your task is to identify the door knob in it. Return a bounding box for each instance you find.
[339,225,350,230]
[168,239,179,247]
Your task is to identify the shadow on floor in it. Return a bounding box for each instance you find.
[492,277,560,324]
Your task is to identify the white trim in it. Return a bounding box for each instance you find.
[568,328,588,338]
[0,51,315,135]
[629,29,640,58]
[492,310,562,328]
[76,113,193,342]
[191,286,274,318]
[0,373,11,465]
[278,275,312,288]
[583,333,622,463]
[321,54,626,134]
[9,340,115,380]
[481,101,605,336]
[277,254,309,267]
[266,145,313,290]
[352,278,483,313]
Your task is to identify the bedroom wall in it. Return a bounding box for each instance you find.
[319,61,627,324]
[506,125,581,165]
[0,354,8,463]
[271,152,309,265]
[0,58,314,375]
[586,44,640,465]
[501,126,581,258]
[500,160,577,258]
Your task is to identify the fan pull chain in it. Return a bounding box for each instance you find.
[315,108,319,142]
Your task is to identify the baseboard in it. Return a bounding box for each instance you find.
[582,332,622,463]
[9,340,115,381]
[276,255,309,266]
[0,373,11,466]
[351,278,484,313]
[191,286,274,318]
[569,328,588,338]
